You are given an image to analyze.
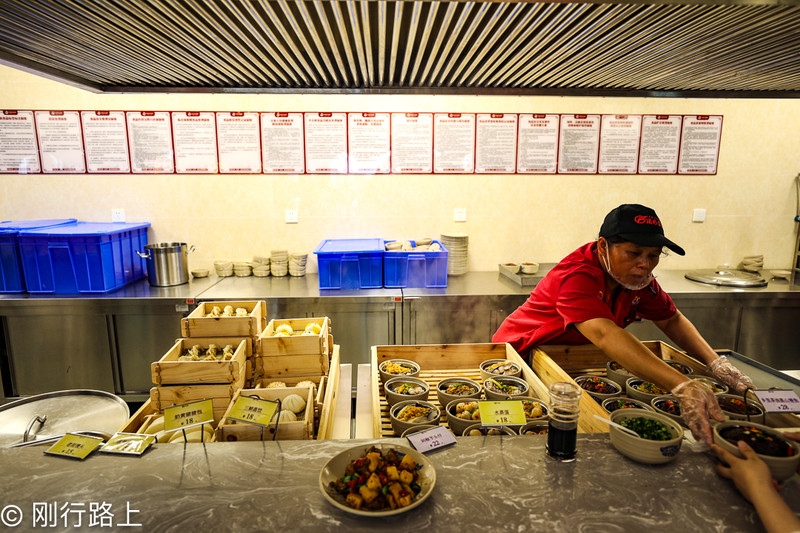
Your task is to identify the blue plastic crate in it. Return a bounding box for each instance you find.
[0,219,77,293]
[17,221,150,294]
[383,240,449,288]
[314,238,384,290]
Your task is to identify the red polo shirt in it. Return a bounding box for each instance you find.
[492,242,677,354]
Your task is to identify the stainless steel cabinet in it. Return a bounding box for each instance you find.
[738,304,800,370]
[626,299,741,350]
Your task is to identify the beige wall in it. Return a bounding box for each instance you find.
[1,65,798,273]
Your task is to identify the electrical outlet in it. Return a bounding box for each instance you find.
[111,208,126,222]
[454,208,467,222]
[285,209,298,223]
[692,208,706,223]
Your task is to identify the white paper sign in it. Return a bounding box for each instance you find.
[475,113,517,173]
[81,111,130,173]
[406,426,457,453]
[348,112,390,174]
[517,114,558,174]
[434,113,475,173]
[391,112,432,173]
[172,112,218,173]
[35,111,86,173]
[216,112,261,173]
[126,111,174,173]
[305,112,347,174]
[678,115,723,175]
[598,114,641,174]
[638,115,682,174]
[0,110,41,173]
[261,112,305,174]
[558,114,601,174]
[753,390,800,413]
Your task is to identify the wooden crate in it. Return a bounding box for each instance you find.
[317,345,341,440]
[181,300,266,338]
[215,386,315,441]
[120,398,158,433]
[151,339,248,385]
[149,377,244,424]
[255,375,328,425]
[370,343,550,438]
[255,318,331,378]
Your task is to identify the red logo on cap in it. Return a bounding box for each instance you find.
[634,215,662,227]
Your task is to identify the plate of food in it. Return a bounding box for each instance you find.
[319,443,436,516]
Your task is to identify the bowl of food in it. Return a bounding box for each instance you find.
[389,400,441,437]
[445,399,481,436]
[606,360,637,388]
[609,408,683,464]
[626,378,669,403]
[320,443,436,515]
[479,359,522,380]
[484,376,529,400]
[436,377,482,407]
[691,376,729,394]
[384,376,430,407]
[650,395,684,426]
[520,397,549,420]
[519,420,550,436]
[601,397,652,414]
[575,375,622,403]
[714,422,800,482]
[462,423,517,437]
[379,359,421,383]
[664,360,693,375]
[715,393,765,421]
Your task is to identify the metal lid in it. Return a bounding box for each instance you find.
[0,390,129,447]
[685,269,768,288]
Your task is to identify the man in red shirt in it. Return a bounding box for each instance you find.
[493,204,753,446]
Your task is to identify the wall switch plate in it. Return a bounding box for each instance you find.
[692,208,706,223]
[285,209,298,223]
[111,208,126,222]
[454,208,467,222]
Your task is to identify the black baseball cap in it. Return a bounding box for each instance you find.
[599,204,685,256]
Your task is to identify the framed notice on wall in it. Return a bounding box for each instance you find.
[678,115,723,174]
[475,113,517,173]
[35,111,85,173]
[434,113,475,173]
[216,112,261,173]
[638,115,682,174]
[126,111,174,173]
[558,114,601,174]
[348,112,390,174]
[261,112,304,174]
[517,114,558,174]
[172,112,218,173]
[0,110,41,174]
[598,114,641,174]
[305,112,347,174]
[80,111,130,173]
[391,112,432,174]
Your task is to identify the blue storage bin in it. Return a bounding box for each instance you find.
[383,240,449,288]
[17,221,150,294]
[0,219,77,293]
[314,238,384,289]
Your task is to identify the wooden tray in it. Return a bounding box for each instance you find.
[215,386,315,441]
[181,300,266,338]
[370,343,550,438]
[151,338,248,385]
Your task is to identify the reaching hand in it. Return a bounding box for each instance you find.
[712,440,775,503]
[671,379,725,447]
[708,355,754,394]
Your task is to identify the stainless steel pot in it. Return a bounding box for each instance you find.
[137,242,195,287]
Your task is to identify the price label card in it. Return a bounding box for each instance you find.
[44,433,104,460]
[753,390,800,413]
[406,426,457,453]
[227,395,279,427]
[100,433,155,456]
[479,400,527,426]
[164,399,214,431]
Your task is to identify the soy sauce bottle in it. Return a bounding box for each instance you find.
[547,381,581,462]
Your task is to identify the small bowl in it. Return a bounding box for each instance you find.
[462,423,517,437]
[389,400,441,437]
[715,393,765,421]
[400,424,444,438]
[253,269,270,278]
[378,359,421,383]
[691,376,729,394]
[502,263,520,273]
[384,376,430,407]
[483,376,529,400]
[606,360,637,388]
[445,399,482,436]
[609,408,683,464]
[520,262,539,275]
[626,378,669,403]
[519,420,550,436]
[519,397,549,420]
[437,377,481,407]
[191,269,209,278]
[601,397,652,414]
[664,360,693,375]
[575,375,622,403]
[714,421,800,482]
[651,395,685,426]
[479,359,522,381]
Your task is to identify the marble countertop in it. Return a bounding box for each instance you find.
[1,435,795,532]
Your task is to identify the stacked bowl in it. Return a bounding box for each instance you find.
[440,233,468,275]
[214,260,233,277]
[271,250,289,277]
[289,252,308,276]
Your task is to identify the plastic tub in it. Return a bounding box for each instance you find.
[17,221,150,294]
[0,219,77,293]
[313,238,384,289]
[383,239,449,288]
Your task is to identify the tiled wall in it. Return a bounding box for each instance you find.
[2,65,798,272]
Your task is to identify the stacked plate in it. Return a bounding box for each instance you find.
[233,261,252,277]
[440,233,468,275]
[740,255,764,272]
[289,252,308,277]
[252,256,270,277]
[271,250,289,277]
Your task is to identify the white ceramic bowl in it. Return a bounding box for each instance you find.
[462,423,517,437]
[715,393,765,421]
[714,421,800,482]
[520,262,539,275]
[378,359,421,383]
[609,408,683,464]
[191,269,209,278]
[664,360,693,375]
[691,376,729,394]
[626,378,669,403]
[479,359,522,381]
[384,376,430,407]
[519,420,549,436]
[436,377,481,407]
[606,360,637,388]
[575,375,622,403]
[445,399,481,436]
[483,376,529,400]
[650,395,685,426]
[389,400,440,436]
[601,397,652,414]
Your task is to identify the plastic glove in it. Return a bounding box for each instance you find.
[672,379,725,448]
[709,355,754,394]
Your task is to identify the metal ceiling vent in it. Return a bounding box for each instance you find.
[1,0,800,95]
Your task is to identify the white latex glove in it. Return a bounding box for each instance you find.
[672,380,725,448]
[709,355,754,394]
